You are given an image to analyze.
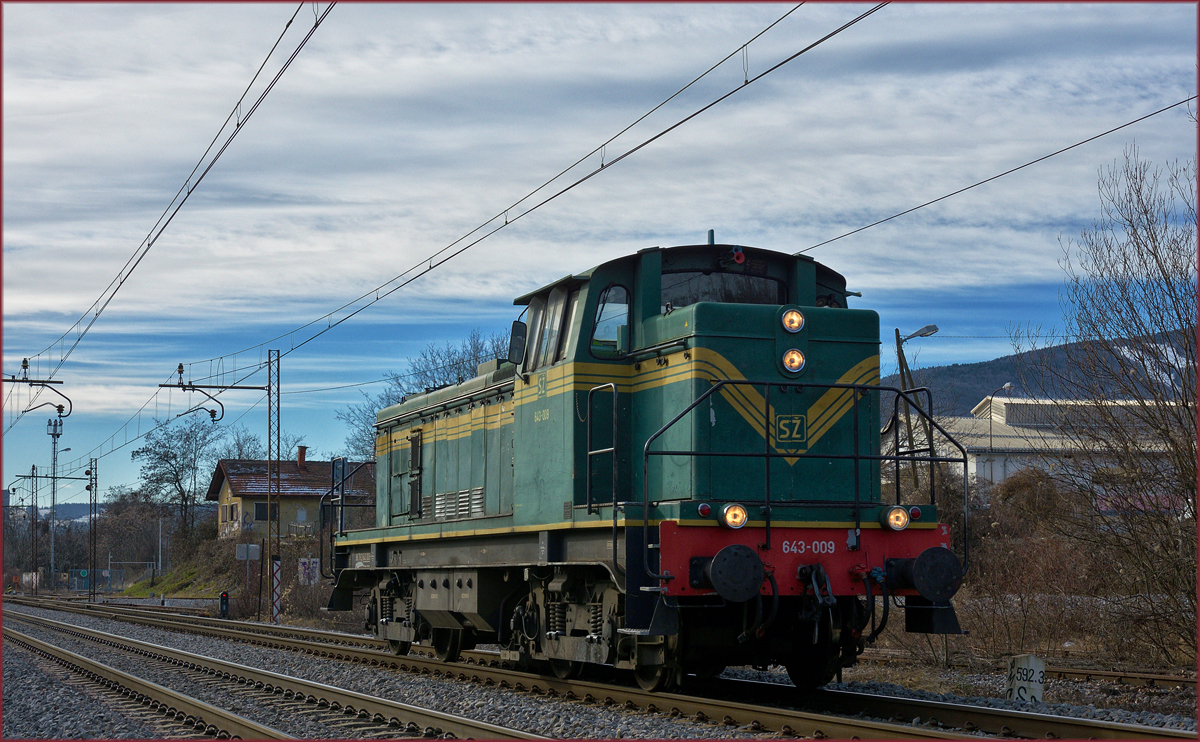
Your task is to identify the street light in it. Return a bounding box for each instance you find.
[988,382,1015,485]
[903,324,939,342]
[895,325,940,487]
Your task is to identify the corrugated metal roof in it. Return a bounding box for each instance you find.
[205,459,375,502]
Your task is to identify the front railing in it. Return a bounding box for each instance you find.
[629,380,969,583]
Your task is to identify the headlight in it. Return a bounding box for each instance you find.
[781,309,805,333]
[720,503,749,529]
[782,349,805,373]
[881,505,910,531]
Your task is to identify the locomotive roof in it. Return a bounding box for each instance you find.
[511,243,833,306]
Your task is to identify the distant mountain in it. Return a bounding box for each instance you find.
[883,331,1189,417]
[45,503,102,520]
[883,353,1031,417]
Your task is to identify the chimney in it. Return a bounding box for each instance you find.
[297,445,308,471]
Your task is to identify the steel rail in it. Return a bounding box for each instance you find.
[811,686,1197,740]
[1042,667,1196,689]
[858,647,1197,690]
[5,610,547,740]
[6,603,964,739]
[13,598,1194,740]
[2,624,293,740]
[8,596,383,648]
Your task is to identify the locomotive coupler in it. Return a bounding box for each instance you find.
[796,563,837,613]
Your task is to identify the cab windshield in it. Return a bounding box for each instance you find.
[661,271,785,309]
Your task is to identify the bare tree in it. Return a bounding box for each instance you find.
[1011,144,1197,661]
[336,329,508,460]
[99,484,164,578]
[132,416,225,534]
[211,424,266,461]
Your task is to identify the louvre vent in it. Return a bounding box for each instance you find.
[432,488,486,520]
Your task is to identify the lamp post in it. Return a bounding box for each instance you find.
[988,383,1015,485]
[895,325,939,487]
[47,419,65,587]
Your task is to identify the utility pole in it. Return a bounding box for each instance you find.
[86,460,98,601]
[4,358,72,593]
[267,350,281,624]
[29,466,38,595]
[47,417,62,587]
[158,358,276,619]
[895,325,938,489]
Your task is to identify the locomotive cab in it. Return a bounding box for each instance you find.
[327,239,966,691]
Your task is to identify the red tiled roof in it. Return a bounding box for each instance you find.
[205,459,375,502]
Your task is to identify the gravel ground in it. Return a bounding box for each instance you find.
[4,603,1195,739]
[2,605,771,740]
[724,663,1197,732]
[1,642,164,740]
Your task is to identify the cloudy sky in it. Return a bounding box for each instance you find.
[4,3,1195,505]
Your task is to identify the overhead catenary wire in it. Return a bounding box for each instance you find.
[6,2,336,433]
[798,95,1198,254]
[46,3,848,476]
[183,3,888,372]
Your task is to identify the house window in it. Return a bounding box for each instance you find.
[254,502,279,521]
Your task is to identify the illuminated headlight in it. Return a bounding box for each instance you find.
[720,503,749,529]
[782,349,805,373]
[781,309,805,333]
[881,505,910,531]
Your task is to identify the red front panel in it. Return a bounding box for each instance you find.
[657,520,953,597]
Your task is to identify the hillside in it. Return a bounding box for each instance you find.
[882,330,1188,416]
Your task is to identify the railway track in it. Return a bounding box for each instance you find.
[7,597,1192,739]
[3,625,291,739]
[22,596,1193,692]
[4,611,546,740]
[859,647,1197,690]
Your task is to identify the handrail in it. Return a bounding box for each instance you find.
[640,380,971,586]
[374,378,516,429]
[585,383,625,576]
[320,460,370,580]
[585,383,618,515]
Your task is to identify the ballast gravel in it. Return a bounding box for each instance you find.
[1,642,163,740]
[722,665,1198,732]
[4,603,1195,739]
[3,605,769,740]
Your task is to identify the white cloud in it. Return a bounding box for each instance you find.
[3,2,1194,488]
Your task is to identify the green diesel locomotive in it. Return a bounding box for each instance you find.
[326,239,966,690]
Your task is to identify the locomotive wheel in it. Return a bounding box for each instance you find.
[432,628,462,662]
[784,609,839,689]
[387,639,411,656]
[548,658,582,680]
[784,652,838,689]
[633,664,672,692]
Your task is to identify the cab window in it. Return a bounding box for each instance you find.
[661,271,785,310]
[590,284,629,359]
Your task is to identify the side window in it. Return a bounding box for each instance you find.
[524,296,546,371]
[536,287,569,369]
[591,284,629,359]
[555,288,580,363]
[408,431,423,519]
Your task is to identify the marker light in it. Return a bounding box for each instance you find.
[782,349,806,373]
[782,309,805,333]
[697,503,712,518]
[881,505,911,531]
[720,503,749,529]
[909,506,922,521]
